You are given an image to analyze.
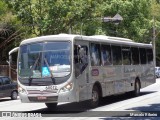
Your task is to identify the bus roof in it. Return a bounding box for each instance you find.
[90,35,133,42]
[87,35,152,48]
[20,34,152,48]
[20,34,78,45]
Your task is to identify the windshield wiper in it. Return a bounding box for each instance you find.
[29,53,41,86]
[44,57,55,85]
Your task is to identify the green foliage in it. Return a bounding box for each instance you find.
[7,0,104,35]
[7,0,154,42]
[151,0,160,65]
[0,0,26,64]
[101,0,152,43]
[2,0,160,64]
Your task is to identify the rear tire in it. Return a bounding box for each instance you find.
[90,86,100,108]
[45,103,57,110]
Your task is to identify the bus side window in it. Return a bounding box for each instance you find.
[112,45,122,65]
[74,45,88,77]
[74,45,79,64]
[146,49,153,64]
[139,48,147,64]
[131,47,140,65]
[101,44,112,65]
[122,46,131,65]
[90,43,101,66]
[79,46,88,67]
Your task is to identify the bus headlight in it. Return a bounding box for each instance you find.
[60,82,73,93]
[18,85,27,94]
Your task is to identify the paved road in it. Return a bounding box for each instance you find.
[0,78,160,120]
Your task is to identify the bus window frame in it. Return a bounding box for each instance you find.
[111,44,123,65]
[131,46,140,65]
[74,44,89,78]
[100,43,113,66]
[90,42,102,66]
[139,47,147,65]
[121,45,132,65]
[146,48,153,65]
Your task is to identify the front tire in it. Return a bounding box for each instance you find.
[11,91,18,100]
[45,103,57,110]
[90,86,100,108]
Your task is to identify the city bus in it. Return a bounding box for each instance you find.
[9,34,155,109]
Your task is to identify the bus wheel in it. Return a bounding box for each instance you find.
[133,80,140,97]
[45,103,57,110]
[90,86,99,108]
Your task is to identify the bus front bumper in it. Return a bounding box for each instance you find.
[19,90,77,103]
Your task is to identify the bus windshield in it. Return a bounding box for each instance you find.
[18,41,71,78]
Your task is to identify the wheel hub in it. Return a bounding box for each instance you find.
[92,91,98,102]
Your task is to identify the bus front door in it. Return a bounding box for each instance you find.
[74,40,90,101]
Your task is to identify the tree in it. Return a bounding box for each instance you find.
[101,0,152,43]
[0,0,25,64]
[6,0,104,36]
[151,0,160,65]
[5,0,156,42]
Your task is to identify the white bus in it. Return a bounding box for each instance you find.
[10,34,155,109]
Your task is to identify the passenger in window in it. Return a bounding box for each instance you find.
[74,45,88,77]
[79,47,88,72]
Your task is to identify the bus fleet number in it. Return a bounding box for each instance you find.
[45,85,57,90]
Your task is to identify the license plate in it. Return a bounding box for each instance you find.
[37,96,47,100]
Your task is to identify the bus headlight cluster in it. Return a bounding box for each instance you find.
[60,82,73,93]
[18,85,27,94]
